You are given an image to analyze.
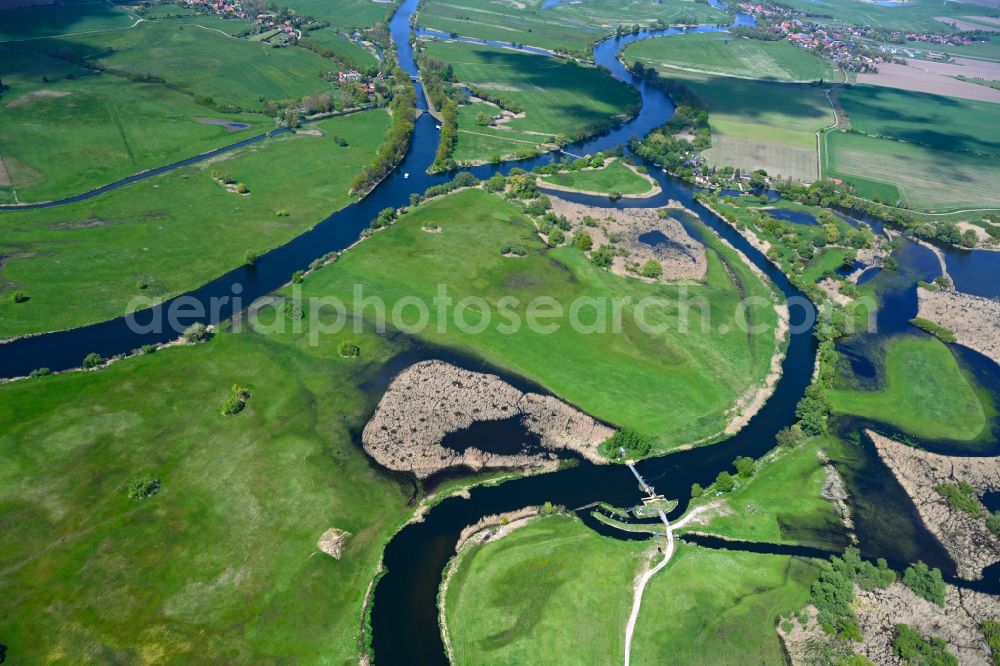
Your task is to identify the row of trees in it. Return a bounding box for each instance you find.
[349,65,417,195]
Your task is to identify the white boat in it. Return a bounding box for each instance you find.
[404,173,410,179]
[435,124,442,129]
[661,168,667,173]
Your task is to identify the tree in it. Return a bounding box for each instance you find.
[182,322,210,343]
[776,425,805,448]
[715,471,735,492]
[902,562,946,606]
[337,341,360,358]
[82,352,104,369]
[591,245,614,268]
[960,229,978,248]
[733,456,755,478]
[507,174,538,199]
[474,112,493,126]
[548,228,565,246]
[126,475,160,500]
[244,251,257,266]
[484,173,506,192]
[691,482,703,498]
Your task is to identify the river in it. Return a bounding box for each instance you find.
[1,1,998,662]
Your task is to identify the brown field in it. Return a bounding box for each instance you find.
[935,16,1000,31]
[969,15,1000,26]
[857,59,1000,103]
[703,135,818,182]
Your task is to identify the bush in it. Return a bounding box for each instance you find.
[235,182,249,194]
[126,475,160,500]
[591,245,614,268]
[244,251,257,266]
[902,562,946,606]
[28,367,50,378]
[934,482,983,517]
[484,173,506,193]
[500,242,527,256]
[139,344,158,355]
[640,259,662,278]
[10,291,28,303]
[182,322,210,343]
[291,270,304,284]
[547,228,565,246]
[221,384,250,415]
[981,620,1000,665]
[776,425,805,448]
[987,511,1000,536]
[337,341,360,358]
[690,482,703,498]
[82,352,104,369]
[573,231,594,251]
[893,624,957,666]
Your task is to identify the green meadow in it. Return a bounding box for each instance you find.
[301,27,379,68]
[48,20,336,110]
[0,43,271,204]
[682,436,848,550]
[829,334,991,442]
[285,0,397,31]
[0,320,411,663]
[423,40,638,163]
[540,159,654,195]
[0,0,135,43]
[772,0,986,33]
[418,0,728,54]
[632,545,819,663]
[445,515,644,664]
[625,36,834,181]
[296,187,782,450]
[0,111,390,338]
[625,32,833,82]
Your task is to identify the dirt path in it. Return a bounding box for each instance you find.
[623,509,673,666]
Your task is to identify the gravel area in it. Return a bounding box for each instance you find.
[917,287,1000,367]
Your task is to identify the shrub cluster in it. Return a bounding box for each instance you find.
[126,475,160,500]
[222,384,250,416]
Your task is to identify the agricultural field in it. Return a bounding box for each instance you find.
[771,0,989,33]
[0,43,272,204]
[284,0,397,31]
[44,19,337,110]
[417,0,728,55]
[423,40,638,164]
[625,35,835,181]
[539,159,654,195]
[828,334,991,442]
[632,546,819,664]
[444,515,645,664]
[0,0,135,42]
[296,187,782,450]
[624,32,834,82]
[300,27,379,69]
[0,110,391,338]
[823,130,999,211]
[0,318,412,663]
[680,435,849,550]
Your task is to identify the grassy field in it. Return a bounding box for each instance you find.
[838,85,1000,157]
[682,436,848,550]
[285,0,397,30]
[823,130,1000,211]
[445,515,645,664]
[418,0,728,55]
[296,187,782,450]
[301,27,378,68]
[540,159,653,195]
[625,32,833,82]
[0,319,411,662]
[773,0,987,33]
[423,40,638,164]
[0,0,135,42]
[48,20,336,110]
[0,43,273,204]
[632,545,819,664]
[829,334,990,441]
[0,110,390,338]
[625,37,835,181]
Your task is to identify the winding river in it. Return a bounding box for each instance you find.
[2,1,999,663]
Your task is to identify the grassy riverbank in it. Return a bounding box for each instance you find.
[0,110,390,339]
[421,40,638,165]
[0,327,411,662]
[296,187,782,451]
[445,515,645,664]
[829,334,990,441]
[540,160,654,196]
